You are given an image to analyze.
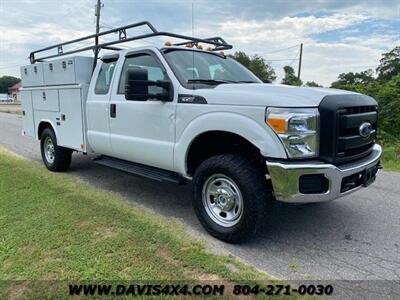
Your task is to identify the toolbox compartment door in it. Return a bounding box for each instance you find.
[20,64,44,87]
[20,89,35,138]
[32,89,60,112]
[57,88,85,151]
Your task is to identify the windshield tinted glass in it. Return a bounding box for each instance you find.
[164,50,261,84]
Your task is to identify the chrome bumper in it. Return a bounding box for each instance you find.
[266,144,382,203]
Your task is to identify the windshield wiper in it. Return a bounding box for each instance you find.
[187,79,258,85]
[187,79,231,85]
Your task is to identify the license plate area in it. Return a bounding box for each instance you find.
[341,162,380,192]
[362,164,379,187]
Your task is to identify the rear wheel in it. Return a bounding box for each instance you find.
[193,154,273,243]
[40,128,72,172]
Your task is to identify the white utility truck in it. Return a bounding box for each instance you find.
[21,22,382,242]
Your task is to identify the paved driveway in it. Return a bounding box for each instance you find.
[1,112,399,280]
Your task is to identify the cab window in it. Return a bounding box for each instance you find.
[94,60,116,94]
[118,53,166,95]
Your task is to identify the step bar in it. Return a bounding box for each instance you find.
[93,156,187,184]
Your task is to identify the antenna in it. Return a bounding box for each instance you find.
[191,2,195,82]
[192,2,194,37]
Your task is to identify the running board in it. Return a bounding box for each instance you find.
[93,156,187,184]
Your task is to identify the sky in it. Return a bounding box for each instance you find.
[0,0,399,86]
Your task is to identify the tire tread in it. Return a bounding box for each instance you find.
[193,154,273,243]
[40,128,72,172]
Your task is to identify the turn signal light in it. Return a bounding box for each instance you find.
[196,44,203,49]
[186,43,193,48]
[267,118,286,133]
[164,41,172,46]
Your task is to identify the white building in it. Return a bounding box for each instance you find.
[0,93,12,102]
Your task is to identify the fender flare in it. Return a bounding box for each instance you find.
[174,112,287,175]
[37,119,58,140]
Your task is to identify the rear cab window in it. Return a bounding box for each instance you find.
[94,58,118,94]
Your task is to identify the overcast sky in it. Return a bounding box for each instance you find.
[0,0,399,86]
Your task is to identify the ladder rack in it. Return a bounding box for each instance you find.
[29,21,233,65]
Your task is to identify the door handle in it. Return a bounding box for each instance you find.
[110,104,116,118]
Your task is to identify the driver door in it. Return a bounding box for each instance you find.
[109,51,176,171]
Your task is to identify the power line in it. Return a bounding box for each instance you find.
[266,58,299,62]
[264,44,299,54]
[288,46,301,68]
[0,61,23,67]
[0,64,21,70]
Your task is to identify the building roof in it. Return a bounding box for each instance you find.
[8,82,21,92]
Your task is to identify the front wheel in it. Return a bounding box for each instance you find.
[40,128,72,172]
[192,154,273,243]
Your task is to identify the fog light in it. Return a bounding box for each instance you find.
[299,174,329,194]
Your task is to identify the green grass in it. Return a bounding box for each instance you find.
[1,147,303,299]
[381,144,400,172]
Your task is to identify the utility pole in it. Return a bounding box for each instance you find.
[297,43,303,79]
[93,0,103,69]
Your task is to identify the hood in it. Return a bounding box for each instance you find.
[190,83,358,107]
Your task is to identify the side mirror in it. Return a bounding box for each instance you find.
[125,68,173,101]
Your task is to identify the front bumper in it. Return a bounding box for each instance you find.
[266,144,382,203]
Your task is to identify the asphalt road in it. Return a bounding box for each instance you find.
[1,112,400,280]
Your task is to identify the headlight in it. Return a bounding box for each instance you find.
[266,107,319,158]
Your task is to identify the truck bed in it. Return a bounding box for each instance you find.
[20,56,93,152]
[21,84,90,152]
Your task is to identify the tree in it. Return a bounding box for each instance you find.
[330,69,375,89]
[305,81,322,87]
[0,76,20,94]
[281,66,302,86]
[230,51,251,68]
[373,75,400,139]
[249,55,277,82]
[330,66,400,142]
[376,46,400,81]
[230,51,276,82]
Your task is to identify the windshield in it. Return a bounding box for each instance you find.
[163,49,261,87]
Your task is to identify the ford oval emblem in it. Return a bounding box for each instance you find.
[359,122,372,138]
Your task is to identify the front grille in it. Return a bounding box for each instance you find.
[319,95,378,164]
[336,106,377,162]
[342,142,374,157]
[341,105,377,115]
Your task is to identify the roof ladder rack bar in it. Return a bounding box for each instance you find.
[173,36,229,50]
[29,21,158,63]
[29,21,232,64]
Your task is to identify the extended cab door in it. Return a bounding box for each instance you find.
[86,54,119,156]
[108,50,176,171]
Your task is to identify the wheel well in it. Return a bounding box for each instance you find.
[186,131,266,176]
[38,122,54,139]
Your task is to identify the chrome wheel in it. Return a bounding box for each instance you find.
[202,174,243,227]
[44,136,55,164]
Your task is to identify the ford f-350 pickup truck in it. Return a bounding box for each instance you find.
[20,22,381,242]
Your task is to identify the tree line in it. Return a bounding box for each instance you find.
[230,47,400,142]
[329,47,400,142]
[0,76,20,94]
